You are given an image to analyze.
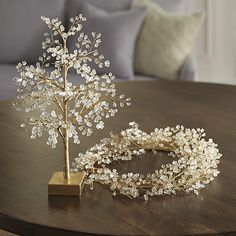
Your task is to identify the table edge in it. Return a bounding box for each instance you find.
[0,213,98,236]
[0,212,235,236]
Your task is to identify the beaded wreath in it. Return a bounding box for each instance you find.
[72,122,221,200]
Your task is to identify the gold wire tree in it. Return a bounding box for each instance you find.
[13,15,130,192]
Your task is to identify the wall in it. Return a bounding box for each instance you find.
[191,0,236,85]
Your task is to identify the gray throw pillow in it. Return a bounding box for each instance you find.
[68,2,146,79]
[66,0,131,13]
[66,0,188,14]
[0,0,65,64]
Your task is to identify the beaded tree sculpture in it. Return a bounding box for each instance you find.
[13,15,130,195]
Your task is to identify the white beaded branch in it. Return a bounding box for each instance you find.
[12,15,130,180]
[72,122,222,200]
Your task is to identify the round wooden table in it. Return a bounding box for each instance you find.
[0,81,236,236]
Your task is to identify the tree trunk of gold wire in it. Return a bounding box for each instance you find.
[63,124,70,180]
[63,44,70,180]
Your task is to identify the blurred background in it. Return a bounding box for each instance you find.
[1,0,236,92]
[191,0,236,85]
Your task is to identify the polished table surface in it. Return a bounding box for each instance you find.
[0,81,236,236]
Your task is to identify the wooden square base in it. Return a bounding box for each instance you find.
[48,171,86,196]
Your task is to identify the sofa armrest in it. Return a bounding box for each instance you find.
[179,54,197,81]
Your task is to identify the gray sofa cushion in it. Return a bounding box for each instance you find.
[0,64,18,100]
[68,2,146,79]
[67,68,157,83]
[0,64,85,101]
[0,0,66,64]
[66,0,188,14]
[66,0,131,13]
[0,63,157,100]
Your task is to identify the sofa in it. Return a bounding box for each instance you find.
[0,0,197,101]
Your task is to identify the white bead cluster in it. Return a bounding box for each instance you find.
[13,15,130,149]
[72,122,222,200]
